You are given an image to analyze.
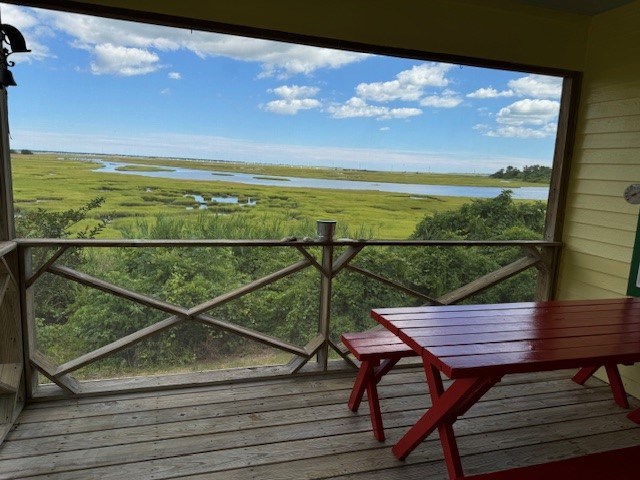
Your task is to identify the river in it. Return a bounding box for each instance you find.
[94,161,549,200]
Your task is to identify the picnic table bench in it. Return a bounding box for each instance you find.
[341,330,417,441]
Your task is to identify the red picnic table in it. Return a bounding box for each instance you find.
[371,297,640,479]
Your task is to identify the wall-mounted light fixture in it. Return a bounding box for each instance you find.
[0,23,30,87]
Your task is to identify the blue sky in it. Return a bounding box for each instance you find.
[1,3,563,173]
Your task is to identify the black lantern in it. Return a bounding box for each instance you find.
[0,23,30,87]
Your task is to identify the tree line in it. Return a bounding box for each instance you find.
[490,164,551,183]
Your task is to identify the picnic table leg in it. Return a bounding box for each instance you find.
[367,367,385,441]
[425,363,464,480]
[572,366,599,385]
[348,360,374,413]
[392,375,498,465]
[374,357,400,383]
[348,359,390,442]
[573,364,628,408]
[604,364,629,408]
[628,408,640,424]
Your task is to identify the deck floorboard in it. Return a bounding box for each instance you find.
[1,367,639,479]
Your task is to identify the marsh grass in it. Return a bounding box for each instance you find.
[12,153,472,238]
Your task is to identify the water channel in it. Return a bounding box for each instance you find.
[95,161,549,200]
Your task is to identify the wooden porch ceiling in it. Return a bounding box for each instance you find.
[1,367,639,479]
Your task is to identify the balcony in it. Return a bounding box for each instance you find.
[1,231,639,478]
[2,367,639,479]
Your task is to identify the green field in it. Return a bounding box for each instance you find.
[11,153,530,239]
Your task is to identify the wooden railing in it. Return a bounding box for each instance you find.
[15,223,561,398]
[0,241,23,443]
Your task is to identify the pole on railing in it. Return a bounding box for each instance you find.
[18,246,37,399]
[316,220,336,370]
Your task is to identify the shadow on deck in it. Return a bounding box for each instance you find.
[1,367,639,479]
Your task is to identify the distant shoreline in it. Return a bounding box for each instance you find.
[22,151,549,189]
[13,149,550,185]
[95,159,549,201]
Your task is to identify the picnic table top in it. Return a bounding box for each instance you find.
[372,297,640,379]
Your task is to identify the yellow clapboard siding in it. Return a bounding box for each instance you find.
[577,148,640,164]
[562,250,630,279]
[578,132,640,149]
[570,179,640,199]
[578,115,640,135]
[558,265,628,293]
[570,163,640,182]
[566,192,639,214]
[584,80,640,104]
[583,97,640,120]
[556,275,623,299]
[567,208,637,232]
[561,236,631,263]
[564,222,635,247]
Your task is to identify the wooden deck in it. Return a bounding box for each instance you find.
[1,367,639,479]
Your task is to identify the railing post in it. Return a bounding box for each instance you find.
[316,220,336,370]
[18,246,37,399]
[535,245,559,301]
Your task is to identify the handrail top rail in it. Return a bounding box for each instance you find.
[0,241,17,256]
[15,238,562,248]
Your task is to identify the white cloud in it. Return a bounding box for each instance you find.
[397,63,452,88]
[496,98,560,126]
[356,81,422,103]
[481,98,559,138]
[328,97,422,120]
[380,127,390,131]
[34,9,366,77]
[466,87,514,99]
[420,89,463,108]
[485,124,557,138]
[1,3,39,30]
[265,98,321,115]
[90,43,160,76]
[271,85,319,100]
[356,63,453,102]
[0,4,51,62]
[168,71,181,80]
[264,84,321,115]
[469,76,562,138]
[160,88,170,95]
[507,74,562,99]
[473,123,489,131]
